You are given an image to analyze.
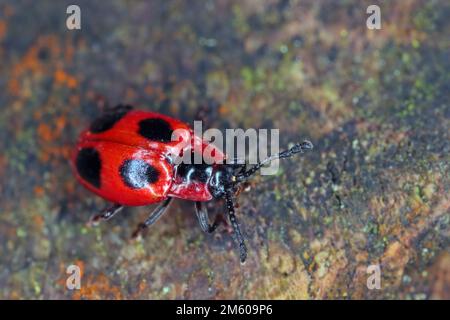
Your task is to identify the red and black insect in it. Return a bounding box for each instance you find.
[72,105,313,263]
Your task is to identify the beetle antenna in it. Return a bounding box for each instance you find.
[235,140,313,183]
[225,189,247,263]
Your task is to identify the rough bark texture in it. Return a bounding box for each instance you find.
[0,0,448,299]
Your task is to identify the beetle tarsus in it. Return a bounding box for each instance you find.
[131,223,147,239]
[88,203,123,226]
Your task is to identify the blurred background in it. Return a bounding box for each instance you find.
[0,0,449,299]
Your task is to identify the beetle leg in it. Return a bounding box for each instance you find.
[132,197,172,238]
[195,202,219,234]
[225,190,247,263]
[88,203,123,226]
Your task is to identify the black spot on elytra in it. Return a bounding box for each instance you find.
[138,118,173,143]
[120,159,160,189]
[176,163,212,184]
[76,148,101,188]
[89,105,132,133]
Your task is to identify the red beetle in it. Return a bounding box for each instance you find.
[72,105,313,263]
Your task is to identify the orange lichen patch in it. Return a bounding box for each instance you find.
[54,69,78,88]
[429,252,450,299]
[74,260,85,278]
[0,20,7,41]
[376,195,450,292]
[37,123,53,142]
[72,274,124,300]
[37,115,69,162]
[7,290,21,300]
[66,76,78,89]
[380,241,410,288]
[7,79,20,96]
[8,35,61,96]
[34,186,45,197]
[37,145,72,163]
[133,280,149,298]
[55,116,67,135]
[218,104,229,115]
[36,115,71,162]
[32,214,45,229]
[400,195,450,247]
[37,123,53,141]
[61,145,72,159]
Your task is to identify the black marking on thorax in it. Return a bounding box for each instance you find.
[175,163,213,184]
